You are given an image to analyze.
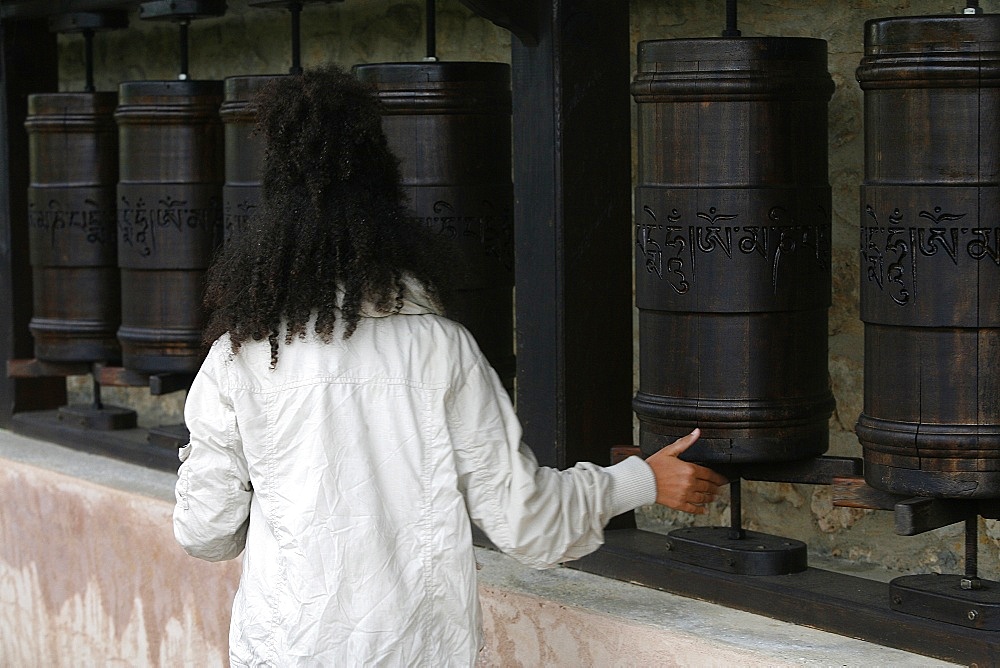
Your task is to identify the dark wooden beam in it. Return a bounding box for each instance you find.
[458,0,538,46]
[834,475,903,511]
[13,411,179,471]
[0,1,139,21]
[833,476,1000,530]
[0,18,64,426]
[567,529,1000,666]
[511,1,632,468]
[895,497,987,536]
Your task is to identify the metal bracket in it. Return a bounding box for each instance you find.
[248,1,344,6]
[666,526,808,576]
[137,0,226,21]
[48,10,128,33]
[891,574,1000,631]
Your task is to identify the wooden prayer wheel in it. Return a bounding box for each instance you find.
[115,80,224,374]
[857,14,1000,498]
[353,62,515,389]
[220,74,282,243]
[632,38,836,464]
[25,92,121,363]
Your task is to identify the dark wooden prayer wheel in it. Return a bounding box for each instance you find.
[115,80,224,375]
[25,92,121,363]
[353,62,515,389]
[856,15,1000,499]
[632,38,836,464]
[221,74,283,243]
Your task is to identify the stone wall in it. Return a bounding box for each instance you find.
[55,0,999,579]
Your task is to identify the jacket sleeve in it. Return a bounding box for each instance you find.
[447,355,656,570]
[173,342,252,562]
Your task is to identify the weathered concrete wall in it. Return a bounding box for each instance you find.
[0,448,238,666]
[54,0,999,582]
[0,432,956,666]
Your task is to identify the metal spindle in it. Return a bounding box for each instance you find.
[729,479,745,540]
[962,517,982,590]
[289,1,303,74]
[425,0,437,61]
[83,28,96,92]
[178,20,190,80]
[722,0,741,37]
[91,375,104,410]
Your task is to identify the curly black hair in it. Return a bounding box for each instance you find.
[202,65,453,367]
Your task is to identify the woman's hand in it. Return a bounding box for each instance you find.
[644,429,728,514]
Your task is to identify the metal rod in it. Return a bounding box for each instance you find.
[729,478,745,540]
[425,0,437,61]
[91,374,103,410]
[965,517,979,579]
[83,29,95,92]
[178,20,189,80]
[288,1,303,75]
[722,0,741,37]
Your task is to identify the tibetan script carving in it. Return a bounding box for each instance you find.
[861,203,998,307]
[224,199,257,237]
[119,194,220,257]
[636,203,829,295]
[28,197,114,247]
[412,199,513,270]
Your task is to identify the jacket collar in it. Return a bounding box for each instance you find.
[350,276,443,318]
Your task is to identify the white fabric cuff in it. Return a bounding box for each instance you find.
[605,455,657,517]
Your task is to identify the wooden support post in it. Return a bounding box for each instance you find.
[510,1,632,468]
[0,18,63,426]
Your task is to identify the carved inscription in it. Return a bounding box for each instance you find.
[412,199,513,270]
[224,199,257,238]
[28,198,114,247]
[636,204,829,294]
[861,203,998,307]
[119,194,220,257]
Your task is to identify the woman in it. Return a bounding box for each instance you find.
[173,65,726,667]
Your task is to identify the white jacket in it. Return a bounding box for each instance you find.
[173,287,657,667]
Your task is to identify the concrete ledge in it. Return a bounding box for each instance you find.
[0,430,956,666]
[474,548,957,666]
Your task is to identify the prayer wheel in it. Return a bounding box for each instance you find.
[632,38,836,464]
[221,74,282,243]
[857,14,1000,498]
[115,80,224,374]
[25,92,121,363]
[353,62,515,389]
